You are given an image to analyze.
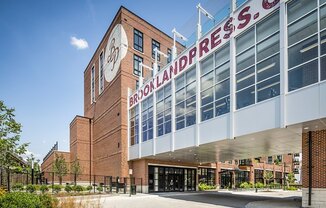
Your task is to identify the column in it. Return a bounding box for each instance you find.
[302,130,326,207]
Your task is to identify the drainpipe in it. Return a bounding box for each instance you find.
[89,118,92,185]
[308,131,312,206]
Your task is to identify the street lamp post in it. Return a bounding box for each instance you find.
[31,158,34,185]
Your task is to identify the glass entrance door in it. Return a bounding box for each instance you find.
[148,166,195,192]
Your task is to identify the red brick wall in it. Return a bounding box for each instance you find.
[80,7,184,179]
[302,130,326,188]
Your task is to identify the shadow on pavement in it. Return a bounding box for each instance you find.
[153,191,302,208]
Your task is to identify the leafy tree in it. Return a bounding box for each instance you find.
[0,100,28,190]
[286,172,297,187]
[71,157,82,185]
[52,153,68,185]
[263,171,274,190]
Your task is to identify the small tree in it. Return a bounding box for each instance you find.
[52,153,68,185]
[286,172,296,187]
[71,157,82,185]
[0,100,28,191]
[263,171,274,190]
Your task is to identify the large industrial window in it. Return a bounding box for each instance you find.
[287,0,319,91]
[236,10,280,109]
[156,83,172,137]
[200,43,230,122]
[134,29,143,52]
[175,66,196,130]
[130,105,139,146]
[91,66,95,103]
[142,95,153,142]
[133,54,143,76]
[99,52,104,94]
[152,39,160,61]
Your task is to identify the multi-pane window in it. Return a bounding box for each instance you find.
[142,95,153,142]
[321,0,326,81]
[287,0,320,91]
[198,168,216,186]
[236,10,280,109]
[267,156,273,164]
[175,67,196,130]
[134,29,143,52]
[156,83,172,137]
[167,48,172,63]
[200,43,230,122]
[133,54,143,76]
[152,39,160,61]
[130,105,139,146]
[99,52,104,94]
[91,66,95,103]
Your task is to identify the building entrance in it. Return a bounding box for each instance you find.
[148,165,196,192]
[220,170,233,189]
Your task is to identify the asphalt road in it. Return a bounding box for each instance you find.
[70,190,302,208]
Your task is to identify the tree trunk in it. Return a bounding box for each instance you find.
[6,167,10,192]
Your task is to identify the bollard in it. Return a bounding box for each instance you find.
[116,177,119,193]
[124,177,127,194]
[110,176,112,193]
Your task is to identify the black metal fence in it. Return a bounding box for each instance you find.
[41,172,144,194]
[0,169,143,194]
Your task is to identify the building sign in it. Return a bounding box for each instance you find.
[129,0,280,108]
[104,24,128,82]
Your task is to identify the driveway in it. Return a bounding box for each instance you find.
[71,190,302,208]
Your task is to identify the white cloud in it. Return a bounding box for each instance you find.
[22,149,41,161]
[70,36,89,50]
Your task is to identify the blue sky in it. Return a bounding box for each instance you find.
[0,0,229,161]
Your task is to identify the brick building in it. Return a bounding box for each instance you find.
[41,0,326,207]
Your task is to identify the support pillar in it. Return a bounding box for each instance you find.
[302,130,326,207]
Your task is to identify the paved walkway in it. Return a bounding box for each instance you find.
[66,190,302,208]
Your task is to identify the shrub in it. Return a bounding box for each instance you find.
[40,185,49,194]
[97,186,103,193]
[52,184,62,194]
[26,184,36,193]
[255,182,264,188]
[198,183,216,191]
[74,185,84,193]
[0,192,42,208]
[34,185,40,191]
[65,185,73,193]
[86,185,93,193]
[39,194,59,208]
[0,188,5,197]
[286,186,298,191]
[270,182,281,189]
[12,183,24,192]
[239,182,253,189]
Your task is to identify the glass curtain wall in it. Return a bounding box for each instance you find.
[130,105,139,146]
[142,95,153,142]
[236,10,280,109]
[157,83,172,137]
[200,44,230,121]
[287,0,326,91]
[175,67,197,130]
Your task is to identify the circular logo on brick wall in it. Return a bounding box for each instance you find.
[104,24,128,82]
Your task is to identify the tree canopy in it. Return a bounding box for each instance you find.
[0,100,28,169]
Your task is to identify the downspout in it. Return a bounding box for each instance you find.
[89,118,92,185]
[308,131,312,206]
